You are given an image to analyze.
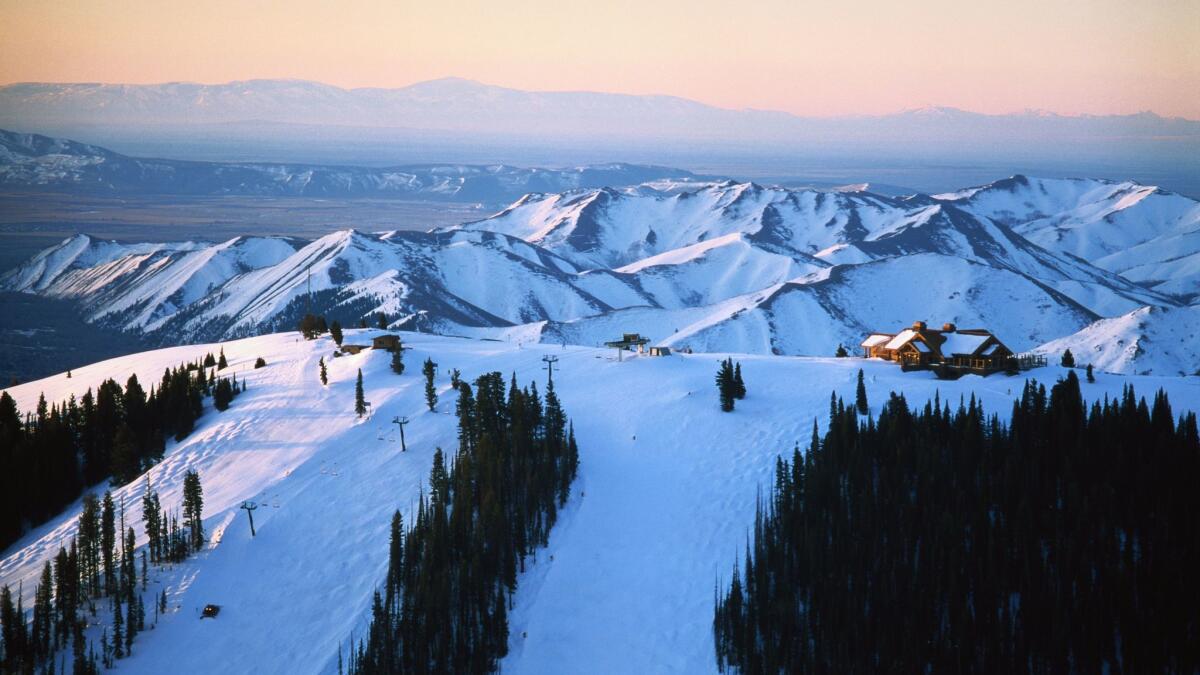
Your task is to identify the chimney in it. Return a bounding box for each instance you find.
[942,323,956,332]
[912,320,927,331]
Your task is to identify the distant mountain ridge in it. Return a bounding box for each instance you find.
[4,174,1195,375]
[2,78,1196,142]
[0,128,708,203]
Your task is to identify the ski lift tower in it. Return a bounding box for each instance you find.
[603,333,650,362]
[542,355,559,384]
[240,501,258,537]
[392,416,410,452]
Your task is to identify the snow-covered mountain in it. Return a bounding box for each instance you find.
[463,180,1172,315]
[2,331,1197,673]
[0,128,705,203]
[3,176,1194,372]
[1034,304,1200,376]
[937,175,1200,301]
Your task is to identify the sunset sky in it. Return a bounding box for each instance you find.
[1,0,1197,118]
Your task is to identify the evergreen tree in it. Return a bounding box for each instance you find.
[142,480,162,562]
[330,321,344,347]
[217,348,228,370]
[355,369,367,418]
[855,368,869,414]
[733,362,746,400]
[78,495,101,597]
[376,313,388,330]
[715,359,735,412]
[203,352,216,368]
[182,470,204,551]
[111,599,122,660]
[210,377,227,411]
[835,343,848,358]
[358,318,367,329]
[391,345,404,375]
[1086,363,1095,382]
[319,357,328,385]
[110,424,141,485]
[423,358,437,411]
[1,583,22,670]
[100,492,116,597]
[254,357,267,369]
[299,314,324,339]
[1061,348,1076,367]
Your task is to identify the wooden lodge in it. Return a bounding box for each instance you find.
[860,321,1017,377]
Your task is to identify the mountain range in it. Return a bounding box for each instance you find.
[4,167,1197,374]
[1,79,1197,197]
[3,78,1197,144]
[0,128,706,204]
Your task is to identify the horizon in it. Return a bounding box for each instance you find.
[2,75,1197,122]
[1,0,1196,119]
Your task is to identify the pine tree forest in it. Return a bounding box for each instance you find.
[1,354,236,552]
[346,372,580,674]
[714,372,1199,673]
[0,468,204,672]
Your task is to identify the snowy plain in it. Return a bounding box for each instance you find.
[2,330,1198,673]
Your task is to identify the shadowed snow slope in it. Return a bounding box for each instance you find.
[2,332,1198,673]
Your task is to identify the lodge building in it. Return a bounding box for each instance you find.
[861,321,1018,376]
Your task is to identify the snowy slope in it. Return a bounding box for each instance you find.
[1034,304,1200,376]
[538,254,1098,356]
[938,175,1200,300]
[3,332,1198,673]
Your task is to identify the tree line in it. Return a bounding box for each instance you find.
[346,371,580,674]
[1,352,236,554]
[714,372,1199,673]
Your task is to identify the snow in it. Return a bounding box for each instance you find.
[1034,304,1200,376]
[860,334,891,348]
[884,329,918,351]
[938,175,1200,298]
[2,331,1198,673]
[939,332,991,356]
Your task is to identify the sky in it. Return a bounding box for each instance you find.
[1,0,1197,118]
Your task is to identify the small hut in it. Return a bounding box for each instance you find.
[341,344,368,355]
[648,346,672,357]
[372,335,401,352]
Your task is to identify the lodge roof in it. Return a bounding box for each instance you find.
[860,334,893,348]
[867,322,1010,360]
[939,332,991,356]
[883,329,919,351]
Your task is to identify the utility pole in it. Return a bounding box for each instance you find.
[240,501,258,537]
[542,355,559,384]
[393,416,410,452]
